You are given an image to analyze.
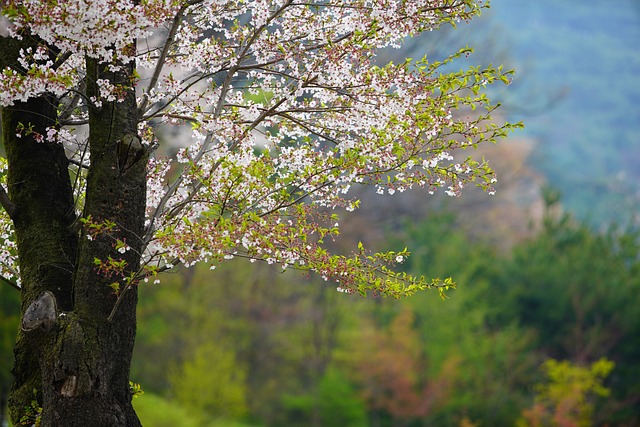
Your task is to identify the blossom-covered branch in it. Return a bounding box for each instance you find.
[1,0,520,298]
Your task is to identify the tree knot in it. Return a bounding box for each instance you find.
[21,291,58,331]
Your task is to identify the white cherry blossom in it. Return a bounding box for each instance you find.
[1,0,517,296]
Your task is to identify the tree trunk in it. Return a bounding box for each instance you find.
[2,39,147,425]
[1,383,7,427]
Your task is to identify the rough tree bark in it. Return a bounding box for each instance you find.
[2,36,147,426]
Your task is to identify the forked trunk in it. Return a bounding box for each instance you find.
[3,43,147,425]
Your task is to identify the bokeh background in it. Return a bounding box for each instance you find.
[1,0,639,426]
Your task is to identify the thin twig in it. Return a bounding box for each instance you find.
[0,274,20,291]
[139,4,189,116]
[107,255,180,322]
[68,158,90,169]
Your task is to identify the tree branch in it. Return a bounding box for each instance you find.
[0,184,17,218]
[68,158,90,169]
[0,274,21,291]
[138,4,189,116]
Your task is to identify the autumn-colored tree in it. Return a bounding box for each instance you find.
[0,0,517,424]
[349,306,455,426]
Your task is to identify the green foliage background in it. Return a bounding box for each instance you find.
[124,201,640,426]
[2,0,639,425]
[2,197,638,427]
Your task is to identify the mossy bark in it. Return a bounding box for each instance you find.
[2,40,147,425]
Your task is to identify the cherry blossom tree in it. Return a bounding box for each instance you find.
[0,0,517,425]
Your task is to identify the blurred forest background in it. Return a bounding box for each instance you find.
[1,0,639,426]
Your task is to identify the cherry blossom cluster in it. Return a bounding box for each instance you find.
[0,0,180,106]
[1,0,518,297]
[0,158,20,287]
[0,44,77,105]
[3,0,180,62]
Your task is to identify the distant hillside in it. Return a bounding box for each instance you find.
[393,0,640,226]
[489,0,640,226]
